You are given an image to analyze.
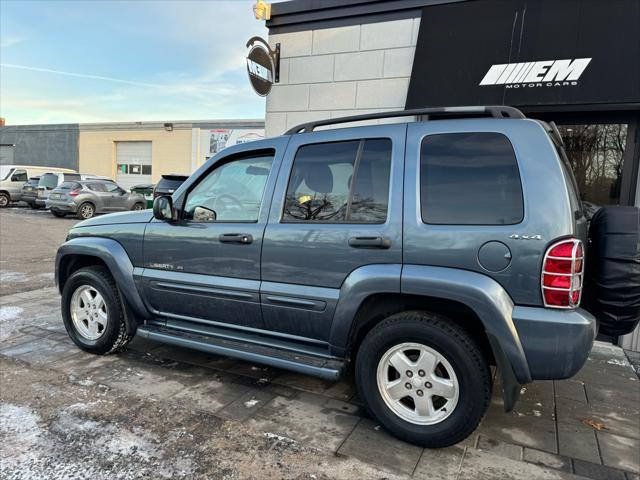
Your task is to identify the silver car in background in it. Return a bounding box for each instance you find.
[46,180,146,219]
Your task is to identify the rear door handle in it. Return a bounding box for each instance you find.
[348,236,391,249]
[218,233,253,244]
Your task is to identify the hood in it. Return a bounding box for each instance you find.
[75,210,154,228]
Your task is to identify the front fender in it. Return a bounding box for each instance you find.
[401,265,531,385]
[56,237,150,320]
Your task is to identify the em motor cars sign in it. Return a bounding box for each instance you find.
[479,58,592,87]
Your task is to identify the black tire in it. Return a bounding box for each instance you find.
[61,266,132,355]
[355,311,491,448]
[51,210,67,218]
[132,202,145,211]
[77,202,95,219]
[0,192,10,208]
[29,203,39,209]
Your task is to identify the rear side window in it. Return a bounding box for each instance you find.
[58,182,81,190]
[87,183,106,192]
[420,133,523,225]
[283,138,392,223]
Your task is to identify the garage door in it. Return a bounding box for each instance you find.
[116,141,152,191]
[0,145,15,165]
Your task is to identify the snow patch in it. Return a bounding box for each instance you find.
[244,399,260,408]
[0,271,28,283]
[0,306,23,322]
[607,358,630,367]
[264,432,296,445]
[76,379,96,387]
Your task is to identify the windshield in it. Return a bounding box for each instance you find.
[0,166,13,181]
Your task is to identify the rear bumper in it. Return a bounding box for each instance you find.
[21,195,36,205]
[46,199,77,213]
[512,306,596,380]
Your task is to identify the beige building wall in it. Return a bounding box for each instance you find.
[265,18,421,137]
[78,128,192,183]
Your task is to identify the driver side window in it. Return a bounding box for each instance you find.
[11,170,28,182]
[184,153,274,222]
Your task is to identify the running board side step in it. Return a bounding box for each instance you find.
[136,325,346,381]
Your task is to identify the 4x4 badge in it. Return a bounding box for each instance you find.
[509,234,542,240]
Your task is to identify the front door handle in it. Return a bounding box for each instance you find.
[348,236,391,249]
[218,233,253,244]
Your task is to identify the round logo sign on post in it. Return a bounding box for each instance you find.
[246,36,280,97]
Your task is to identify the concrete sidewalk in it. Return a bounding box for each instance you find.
[1,287,639,479]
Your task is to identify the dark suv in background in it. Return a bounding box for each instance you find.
[55,107,639,447]
[21,177,41,208]
[153,174,188,199]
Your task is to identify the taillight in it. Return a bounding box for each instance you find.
[69,189,81,197]
[541,238,584,308]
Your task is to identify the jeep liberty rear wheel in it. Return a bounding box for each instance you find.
[61,266,132,354]
[355,311,491,447]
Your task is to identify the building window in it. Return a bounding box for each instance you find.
[420,132,523,225]
[557,124,628,206]
[282,139,392,223]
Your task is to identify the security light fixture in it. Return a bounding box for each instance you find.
[164,123,173,132]
[253,0,271,20]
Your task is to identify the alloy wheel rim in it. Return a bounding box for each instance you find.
[0,195,8,206]
[70,285,108,340]
[376,342,459,425]
[81,205,94,218]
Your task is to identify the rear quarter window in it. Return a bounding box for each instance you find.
[420,132,524,225]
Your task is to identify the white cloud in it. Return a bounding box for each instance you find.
[0,36,25,48]
[0,0,268,124]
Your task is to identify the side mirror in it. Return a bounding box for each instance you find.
[193,206,216,222]
[153,195,175,221]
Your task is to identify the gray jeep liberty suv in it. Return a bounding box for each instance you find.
[57,106,618,447]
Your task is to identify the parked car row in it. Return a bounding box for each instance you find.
[0,165,76,207]
[1,165,190,219]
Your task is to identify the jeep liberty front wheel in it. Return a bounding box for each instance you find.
[355,311,491,447]
[61,266,132,354]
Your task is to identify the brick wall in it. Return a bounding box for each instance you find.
[265,18,421,137]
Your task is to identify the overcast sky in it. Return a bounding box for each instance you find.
[0,0,267,125]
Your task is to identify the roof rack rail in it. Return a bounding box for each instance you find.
[284,106,526,134]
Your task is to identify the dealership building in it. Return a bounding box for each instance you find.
[0,119,264,189]
[260,0,639,347]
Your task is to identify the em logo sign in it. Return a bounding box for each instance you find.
[246,36,280,97]
[479,58,592,87]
